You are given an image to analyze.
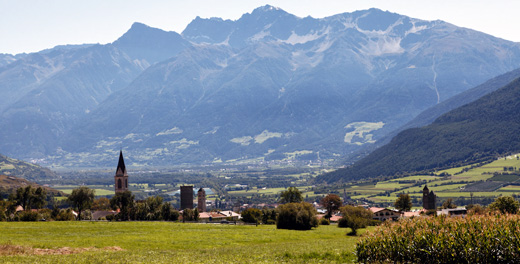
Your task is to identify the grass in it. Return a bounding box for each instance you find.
[0,222,362,263]
[500,185,520,192]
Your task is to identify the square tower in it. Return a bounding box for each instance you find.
[180,185,194,210]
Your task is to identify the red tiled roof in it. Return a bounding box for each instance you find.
[369,207,385,213]
[329,215,342,222]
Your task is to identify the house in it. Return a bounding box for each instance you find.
[198,211,241,222]
[369,207,402,221]
[92,210,118,220]
[329,215,342,222]
[437,208,467,217]
[401,209,425,218]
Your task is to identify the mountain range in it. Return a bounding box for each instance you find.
[319,74,520,183]
[1,5,520,168]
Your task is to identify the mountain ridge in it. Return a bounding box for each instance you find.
[1,6,520,167]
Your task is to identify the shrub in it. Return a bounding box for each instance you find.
[356,214,520,263]
[261,208,277,224]
[320,218,330,225]
[489,196,520,214]
[18,211,40,221]
[337,205,373,235]
[55,209,75,221]
[241,208,262,223]
[265,219,276,225]
[467,204,486,215]
[105,214,115,221]
[276,202,318,230]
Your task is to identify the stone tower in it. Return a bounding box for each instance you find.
[114,150,129,193]
[197,188,206,212]
[422,185,436,210]
[180,185,194,210]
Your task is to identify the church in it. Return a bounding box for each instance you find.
[422,185,436,210]
[114,150,129,193]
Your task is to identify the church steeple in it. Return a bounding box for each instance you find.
[114,151,129,193]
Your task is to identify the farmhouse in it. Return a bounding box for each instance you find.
[198,210,241,222]
[437,208,467,217]
[369,207,402,221]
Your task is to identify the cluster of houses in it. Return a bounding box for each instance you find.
[95,153,468,222]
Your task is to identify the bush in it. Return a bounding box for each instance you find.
[356,214,520,263]
[55,209,75,221]
[489,196,520,214]
[466,204,486,215]
[18,211,40,221]
[265,219,276,225]
[105,214,115,221]
[320,218,330,225]
[241,208,262,223]
[276,202,318,230]
[337,205,373,235]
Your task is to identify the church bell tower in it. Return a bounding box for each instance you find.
[114,150,129,193]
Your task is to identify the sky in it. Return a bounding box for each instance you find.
[1,0,518,55]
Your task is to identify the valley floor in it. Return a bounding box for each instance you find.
[0,221,361,263]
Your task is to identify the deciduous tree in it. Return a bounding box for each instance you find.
[110,191,134,221]
[279,187,303,204]
[68,186,95,220]
[241,208,262,223]
[394,193,412,212]
[489,196,520,214]
[338,205,373,236]
[276,202,318,230]
[320,194,343,219]
[10,186,46,210]
[442,198,457,209]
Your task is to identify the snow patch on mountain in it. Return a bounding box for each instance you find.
[344,122,385,145]
[231,130,283,146]
[156,127,183,136]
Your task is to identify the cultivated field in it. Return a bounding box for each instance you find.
[0,222,362,263]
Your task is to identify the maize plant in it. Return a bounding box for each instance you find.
[356,214,520,263]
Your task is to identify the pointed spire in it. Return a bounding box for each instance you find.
[116,150,127,176]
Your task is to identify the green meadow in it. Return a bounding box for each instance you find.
[0,222,362,263]
[343,154,520,205]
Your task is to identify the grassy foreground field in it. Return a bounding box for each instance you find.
[0,222,362,263]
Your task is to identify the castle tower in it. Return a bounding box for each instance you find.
[197,188,206,212]
[114,150,129,193]
[180,185,194,210]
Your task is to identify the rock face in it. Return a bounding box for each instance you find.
[1,5,520,167]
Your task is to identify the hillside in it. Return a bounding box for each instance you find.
[0,154,57,181]
[344,67,520,163]
[0,174,64,197]
[319,76,520,183]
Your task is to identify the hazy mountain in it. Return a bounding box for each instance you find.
[319,76,520,183]
[1,5,520,168]
[57,6,520,167]
[0,25,191,159]
[0,53,23,67]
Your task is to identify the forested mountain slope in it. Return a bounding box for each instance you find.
[320,77,520,183]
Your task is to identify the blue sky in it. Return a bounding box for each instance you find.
[1,0,518,54]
